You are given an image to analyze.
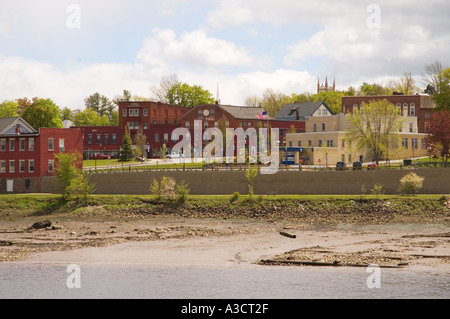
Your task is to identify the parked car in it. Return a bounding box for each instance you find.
[91,153,111,160]
[367,162,378,170]
[167,152,182,159]
[352,161,362,170]
[336,161,347,170]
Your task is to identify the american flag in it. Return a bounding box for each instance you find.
[256,111,268,119]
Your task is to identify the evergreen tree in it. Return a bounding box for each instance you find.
[120,122,134,161]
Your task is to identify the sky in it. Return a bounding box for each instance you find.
[0,0,449,110]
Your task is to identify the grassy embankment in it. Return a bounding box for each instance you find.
[0,193,448,225]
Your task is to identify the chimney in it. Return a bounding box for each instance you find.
[15,124,20,135]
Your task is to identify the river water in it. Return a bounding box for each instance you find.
[0,262,448,299]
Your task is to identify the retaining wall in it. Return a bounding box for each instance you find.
[41,168,450,195]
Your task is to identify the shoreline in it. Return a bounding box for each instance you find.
[1,196,449,273]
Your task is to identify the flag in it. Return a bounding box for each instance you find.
[256,111,267,119]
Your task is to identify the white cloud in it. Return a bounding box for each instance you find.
[137,28,267,71]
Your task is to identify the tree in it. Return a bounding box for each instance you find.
[344,99,404,165]
[310,91,346,115]
[433,68,450,110]
[0,100,18,117]
[387,72,419,95]
[150,74,179,103]
[426,110,450,161]
[60,107,74,121]
[160,143,168,159]
[245,164,258,197]
[66,171,96,204]
[21,97,63,129]
[244,95,263,107]
[398,172,424,196]
[135,125,147,158]
[54,151,82,200]
[357,82,390,96]
[422,61,446,94]
[261,88,292,118]
[16,97,32,116]
[73,108,110,126]
[167,82,215,107]
[120,122,134,162]
[84,92,115,118]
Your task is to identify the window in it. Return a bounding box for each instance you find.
[392,141,398,149]
[25,179,31,189]
[319,140,322,147]
[87,134,92,144]
[323,110,328,116]
[19,160,25,173]
[214,122,218,128]
[322,123,326,131]
[248,122,251,127]
[341,154,345,162]
[0,161,5,173]
[48,138,54,151]
[112,134,117,144]
[402,138,408,149]
[211,110,215,117]
[9,139,15,151]
[421,139,427,150]
[396,104,401,114]
[96,134,101,144]
[313,124,317,132]
[342,140,345,148]
[123,109,127,117]
[410,104,415,116]
[0,139,5,151]
[59,138,65,151]
[297,141,302,147]
[164,134,168,143]
[20,138,25,151]
[29,160,34,173]
[134,109,139,117]
[348,154,352,163]
[29,138,34,151]
[144,122,148,130]
[104,134,109,145]
[327,140,334,147]
[9,160,15,173]
[353,104,358,113]
[155,133,160,142]
[198,110,202,117]
[143,109,148,117]
[403,103,408,115]
[412,138,418,149]
[289,141,293,147]
[129,109,133,117]
[409,123,413,133]
[308,140,312,147]
[204,122,208,129]
[186,122,190,129]
[425,112,430,119]
[48,160,54,173]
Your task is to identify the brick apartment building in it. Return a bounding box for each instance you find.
[341,94,437,133]
[0,117,83,193]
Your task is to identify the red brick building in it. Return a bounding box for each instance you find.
[341,94,437,133]
[177,103,305,157]
[0,117,83,193]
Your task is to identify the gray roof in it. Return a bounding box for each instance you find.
[0,117,38,135]
[219,105,269,120]
[275,102,333,120]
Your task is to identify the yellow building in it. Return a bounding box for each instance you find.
[285,114,428,166]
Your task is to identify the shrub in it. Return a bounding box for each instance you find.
[398,172,425,196]
[175,181,190,205]
[230,192,240,203]
[370,183,384,199]
[149,176,176,200]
